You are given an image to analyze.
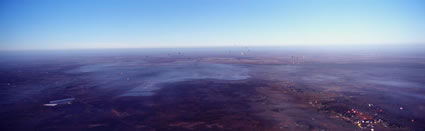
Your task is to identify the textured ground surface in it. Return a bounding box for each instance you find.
[1,48,424,130]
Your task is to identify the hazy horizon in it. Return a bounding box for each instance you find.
[1,0,425,50]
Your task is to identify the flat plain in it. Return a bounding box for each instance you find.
[1,48,424,131]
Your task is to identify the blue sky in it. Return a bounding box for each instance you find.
[1,0,424,50]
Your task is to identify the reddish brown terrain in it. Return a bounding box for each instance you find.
[1,48,424,130]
